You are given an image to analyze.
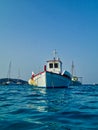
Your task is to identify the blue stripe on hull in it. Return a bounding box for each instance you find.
[46,72,71,88]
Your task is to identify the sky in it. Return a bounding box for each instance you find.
[0,0,98,84]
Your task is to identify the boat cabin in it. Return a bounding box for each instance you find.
[46,58,62,74]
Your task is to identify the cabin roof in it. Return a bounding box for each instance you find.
[46,59,62,64]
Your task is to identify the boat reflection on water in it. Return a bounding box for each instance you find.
[27,87,71,113]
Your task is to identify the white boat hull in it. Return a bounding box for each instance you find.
[28,71,71,88]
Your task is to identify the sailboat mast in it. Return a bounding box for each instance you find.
[7,61,11,80]
[71,61,74,76]
[17,68,21,79]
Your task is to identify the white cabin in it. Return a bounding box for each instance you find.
[46,58,62,74]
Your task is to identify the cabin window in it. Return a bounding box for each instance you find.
[54,63,58,68]
[49,63,53,68]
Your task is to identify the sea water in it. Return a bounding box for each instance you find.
[0,85,98,130]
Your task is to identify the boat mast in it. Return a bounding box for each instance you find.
[7,61,11,81]
[53,49,57,60]
[17,68,21,79]
[71,61,74,76]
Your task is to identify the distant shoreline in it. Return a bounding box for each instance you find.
[0,78,28,85]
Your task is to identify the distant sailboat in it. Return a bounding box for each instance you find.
[1,62,27,85]
[16,69,22,85]
[6,61,12,85]
[71,61,82,85]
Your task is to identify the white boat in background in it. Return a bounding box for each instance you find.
[16,69,22,85]
[71,61,82,86]
[28,50,72,88]
[6,61,12,85]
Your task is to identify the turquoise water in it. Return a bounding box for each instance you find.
[0,85,98,130]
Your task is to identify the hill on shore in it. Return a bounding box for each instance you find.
[0,78,28,85]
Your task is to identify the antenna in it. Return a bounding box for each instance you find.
[53,49,57,59]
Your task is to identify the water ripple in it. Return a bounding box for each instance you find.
[0,85,98,129]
